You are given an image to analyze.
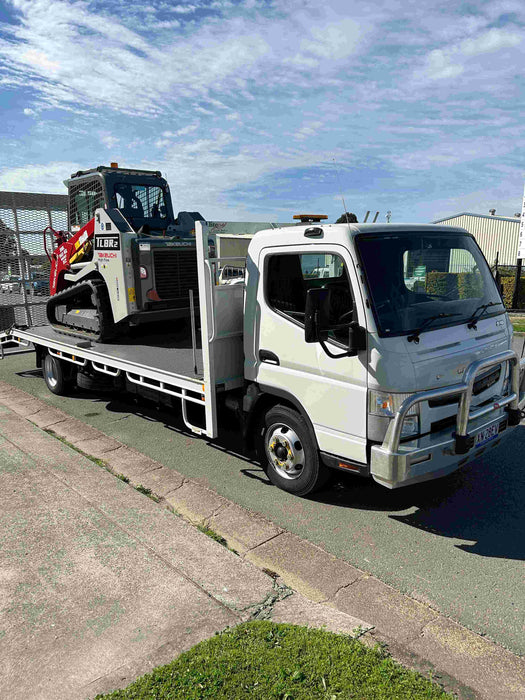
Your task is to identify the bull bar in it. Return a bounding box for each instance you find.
[371,350,525,488]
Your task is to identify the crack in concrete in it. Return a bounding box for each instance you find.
[205,502,228,522]
[242,530,284,556]
[244,579,294,620]
[330,574,366,600]
[92,445,121,455]
[161,480,186,498]
[28,414,68,428]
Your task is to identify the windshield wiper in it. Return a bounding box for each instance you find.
[407,313,461,343]
[466,301,504,329]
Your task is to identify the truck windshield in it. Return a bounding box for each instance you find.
[355,231,504,337]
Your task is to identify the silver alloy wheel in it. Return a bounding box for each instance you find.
[265,423,304,480]
[45,357,58,389]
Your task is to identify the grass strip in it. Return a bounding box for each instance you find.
[95,621,452,699]
[135,484,160,502]
[43,429,108,468]
[512,324,525,333]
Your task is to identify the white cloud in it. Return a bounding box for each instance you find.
[294,121,324,141]
[0,1,372,118]
[459,28,521,56]
[0,162,80,193]
[23,107,36,116]
[175,124,200,136]
[414,24,523,83]
[422,49,464,80]
[1,1,524,224]
[304,19,361,60]
[169,5,198,14]
[99,133,119,149]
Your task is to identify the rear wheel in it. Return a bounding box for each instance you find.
[43,353,74,396]
[76,370,115,393]
[257,405,329,496]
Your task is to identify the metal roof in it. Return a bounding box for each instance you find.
[433,212,520,224]
[431,212,520,266]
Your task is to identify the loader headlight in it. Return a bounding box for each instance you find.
[368,390,420,438]
[140,266,148,279]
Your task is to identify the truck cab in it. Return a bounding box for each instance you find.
[244,222,523,493]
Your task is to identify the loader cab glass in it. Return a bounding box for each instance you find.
[356,231,503,337]
[114,184,167,223]
[68,178,105,229]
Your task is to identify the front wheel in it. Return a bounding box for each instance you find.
[257,405,329,496]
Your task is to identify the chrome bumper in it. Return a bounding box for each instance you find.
[371,350,525,489]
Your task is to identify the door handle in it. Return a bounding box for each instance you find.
[259,349,280,365]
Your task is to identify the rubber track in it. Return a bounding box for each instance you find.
[46,278,120,343]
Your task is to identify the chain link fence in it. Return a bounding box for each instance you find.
[0,191,68,332]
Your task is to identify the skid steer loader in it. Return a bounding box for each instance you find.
[45,164,207,342]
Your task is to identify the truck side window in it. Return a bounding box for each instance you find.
[267,252,354,343]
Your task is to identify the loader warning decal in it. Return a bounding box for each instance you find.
[95,234,120,251]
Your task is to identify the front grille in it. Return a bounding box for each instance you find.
[153,248,199,304]
[473,366,501,395]
[428,366,501,408]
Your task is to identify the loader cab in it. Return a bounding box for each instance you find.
[66,166,177,234]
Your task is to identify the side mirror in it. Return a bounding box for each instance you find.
[305,287,367,358]
[304,287,330,343]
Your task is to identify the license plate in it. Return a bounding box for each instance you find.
[474,424,499,448]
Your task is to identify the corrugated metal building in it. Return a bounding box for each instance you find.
[433,212,521,267]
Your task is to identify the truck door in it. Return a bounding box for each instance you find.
[253,245,368,464]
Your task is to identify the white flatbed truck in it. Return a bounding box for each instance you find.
[2,220,525,496]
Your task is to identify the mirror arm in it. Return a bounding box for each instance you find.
[318,335,357,359]
[313,312,357,359]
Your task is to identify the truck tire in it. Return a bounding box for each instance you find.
[257,405,329,496]
[76,370,115,393]
[43,353,73,396]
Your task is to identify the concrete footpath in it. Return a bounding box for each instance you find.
[1,381,524,699]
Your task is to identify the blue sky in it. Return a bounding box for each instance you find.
[0,0,523,223]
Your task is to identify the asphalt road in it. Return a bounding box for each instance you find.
[1,339,524,657]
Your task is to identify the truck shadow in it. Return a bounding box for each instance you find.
[25,371,523,562]
[313,426,525,561]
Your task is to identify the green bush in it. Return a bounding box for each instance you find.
[458,272,483,299]
[501,277,525,309]
[425,272,458,298]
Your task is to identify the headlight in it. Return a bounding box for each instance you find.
[369,390,418,417]
[369,390,420,438]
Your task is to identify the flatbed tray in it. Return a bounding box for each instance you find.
[10,323,204,384]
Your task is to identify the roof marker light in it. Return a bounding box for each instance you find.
[293,214,328,223]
